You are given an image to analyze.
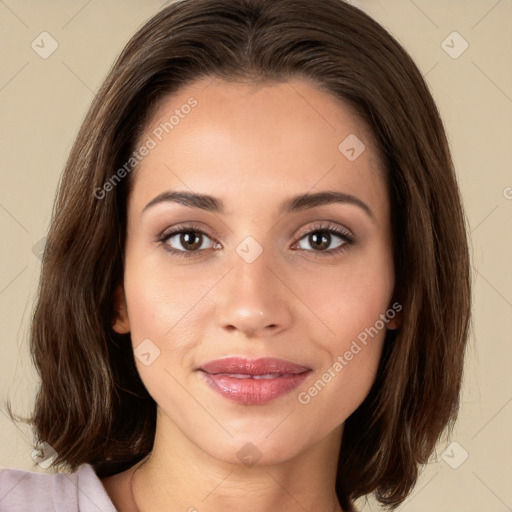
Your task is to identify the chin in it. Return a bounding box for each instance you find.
[193,424,321,468]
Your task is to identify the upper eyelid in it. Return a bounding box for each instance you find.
[295,221,353,238]
[159,223,218,241]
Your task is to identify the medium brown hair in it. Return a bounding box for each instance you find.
[23,0,471,509]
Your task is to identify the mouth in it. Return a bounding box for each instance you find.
[197,357,312,405]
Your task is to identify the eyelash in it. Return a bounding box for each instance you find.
[156,222,355,259]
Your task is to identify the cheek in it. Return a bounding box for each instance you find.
[294,254,393,424]
[122,245,222,391]
[302,252,394,349]
[297,294,389,434]
[122,262,202,419]
[125,278,173,337]
[123,245,208,345]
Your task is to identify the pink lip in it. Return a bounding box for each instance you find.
[198,357,311,405]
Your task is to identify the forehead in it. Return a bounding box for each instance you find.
[129,76,388,220]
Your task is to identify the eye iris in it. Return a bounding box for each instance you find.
[181,231,202,250]
[310,231,330,251]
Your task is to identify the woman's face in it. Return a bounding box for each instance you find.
[114,76,398,465]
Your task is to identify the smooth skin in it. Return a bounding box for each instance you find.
[103,76,400,512]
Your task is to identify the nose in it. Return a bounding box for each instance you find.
[213,249,293,339]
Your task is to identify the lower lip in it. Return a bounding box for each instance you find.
[199,371,311,405]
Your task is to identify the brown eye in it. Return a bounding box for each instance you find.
[296,228,350,253]
[160,227,217,255]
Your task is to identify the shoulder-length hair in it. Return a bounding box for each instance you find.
[25,0,471,509]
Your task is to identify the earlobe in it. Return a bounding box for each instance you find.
[112,283,130,334]
[386,304,403,330]
[386,315,401,330]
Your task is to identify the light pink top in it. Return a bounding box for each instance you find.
[0,463,117,511]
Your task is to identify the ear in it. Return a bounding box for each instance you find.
[386,301,403,330]
[112,283,130,334]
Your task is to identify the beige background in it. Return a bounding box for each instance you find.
[1,1,511,511]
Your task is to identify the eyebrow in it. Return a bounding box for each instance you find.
[142,190,374,220]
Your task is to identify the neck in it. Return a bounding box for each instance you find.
[132,408,344,512]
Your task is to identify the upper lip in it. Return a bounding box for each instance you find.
[199,357,311,376]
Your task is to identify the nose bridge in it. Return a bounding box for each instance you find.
[213,236,292,337]
[234,238,272,298]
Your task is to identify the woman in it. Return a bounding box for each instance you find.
[0,0,471,510]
